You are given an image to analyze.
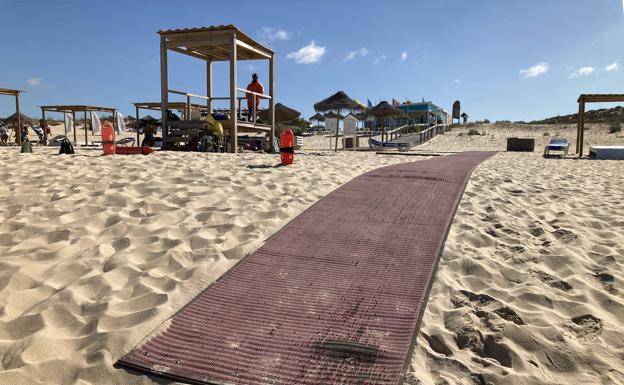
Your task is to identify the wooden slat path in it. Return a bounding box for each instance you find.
[116,151,494,385]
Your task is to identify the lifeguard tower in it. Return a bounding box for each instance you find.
[158,25,275,152]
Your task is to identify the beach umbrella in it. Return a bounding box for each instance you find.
[366,101,406,142]
[258,103,300,123]
[309,112,325,126]
[313,91,360,112]
[314,91,360,151]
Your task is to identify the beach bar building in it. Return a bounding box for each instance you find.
[395,101,449,125]
[158,25,275,152]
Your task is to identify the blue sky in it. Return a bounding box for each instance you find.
[1,0,623,122]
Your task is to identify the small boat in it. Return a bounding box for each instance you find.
[114,146,154,155]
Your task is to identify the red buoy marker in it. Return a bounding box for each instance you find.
[280,129,294,165]
[102,122,115,155]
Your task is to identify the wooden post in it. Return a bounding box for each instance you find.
[207,60,213,113]
[160,36,169,149]
[269,53,275,152]
[135,105,140,145]
[72,111,77,144]
[229,32,238,153]
[15,94,21,146]
[334,109,340,152]
[578,100,585,157]
[84,109,88,146]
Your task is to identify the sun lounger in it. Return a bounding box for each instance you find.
[116,137,135,147]
[369,138,411,152]
[544,137,569,157]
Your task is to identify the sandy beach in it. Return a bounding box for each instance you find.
[0,124,623,384]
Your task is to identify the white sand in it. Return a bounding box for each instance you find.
[0,124,623,384]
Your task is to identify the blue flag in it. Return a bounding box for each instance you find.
[367,99,373,108]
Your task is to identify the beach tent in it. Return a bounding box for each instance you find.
[3,112,37,127]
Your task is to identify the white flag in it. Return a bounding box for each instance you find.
[64,113,74,134]
[91,112,102,135]
[115,111,126,134]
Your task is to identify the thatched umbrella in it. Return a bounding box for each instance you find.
[309,112,325,127]
[366,101,406,142]
[314,91,361,151]
[258,103,300,123]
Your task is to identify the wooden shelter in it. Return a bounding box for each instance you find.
[576,94,624,157]
[40,105,116,146]
[0,88,25,145]
[158,25,275,152]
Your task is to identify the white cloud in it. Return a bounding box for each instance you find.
[259,27,290,41]
[287,41,326,64]
[400,51,408,61]
[605,61,619,72]
[519,63,549,78]
[343,47,368,62]
[569,66,596,78]
[27,77,54,88]
[27,77,42,86]
[454,79,461,83]
[373,54,387,65]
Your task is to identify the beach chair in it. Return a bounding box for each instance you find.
[544,137,569,158]
[116,137,135,147]
[369,138,411,152]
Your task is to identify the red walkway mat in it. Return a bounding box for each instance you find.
[116,151,494,385]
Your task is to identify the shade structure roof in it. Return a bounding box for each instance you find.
[577,94,624,103]
[309,112,325,121]
[258,103,300,123]
[0,88,24,96]
[314,91,360,112]
[40,105,116,113]
[134,101,208,111]
[367,101,407,118]
[159,24,273,62]
[323,111,344,119]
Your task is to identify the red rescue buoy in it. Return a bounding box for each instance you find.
[102,122,115,155]
[279,129,294,165]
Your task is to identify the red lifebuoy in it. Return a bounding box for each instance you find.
[280,129,294,165]
[102,122,115,155]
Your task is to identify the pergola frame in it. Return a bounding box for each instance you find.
[576,94,624,157]
[40,105,116,146]
[158,25,275,152]
[0,88,25,146]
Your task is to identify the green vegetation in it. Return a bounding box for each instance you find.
[468,128,480,136]
[609,122,622,134]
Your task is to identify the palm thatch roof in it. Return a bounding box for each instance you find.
[258,103,300,123]
[366,101,406,118]
[314,91,360,112]
[309,112,325,121]
[323,111,344,119]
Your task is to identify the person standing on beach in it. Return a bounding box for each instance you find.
[246,73,264,122]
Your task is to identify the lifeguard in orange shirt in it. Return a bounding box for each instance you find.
[246,73,264,121]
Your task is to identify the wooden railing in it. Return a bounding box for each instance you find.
[376,123,447,146]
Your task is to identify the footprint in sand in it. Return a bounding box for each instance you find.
[567,314,603,342]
